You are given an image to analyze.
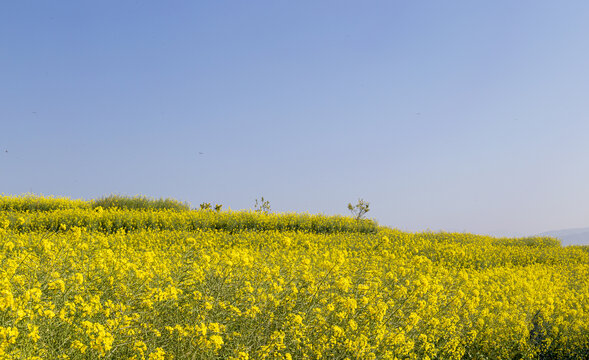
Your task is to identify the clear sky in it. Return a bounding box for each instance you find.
[2,1,589,237]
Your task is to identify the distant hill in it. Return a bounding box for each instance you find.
[537,227,589,246]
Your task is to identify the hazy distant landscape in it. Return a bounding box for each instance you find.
[538,227,589,247]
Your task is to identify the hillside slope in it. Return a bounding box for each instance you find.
[0,195,588,359]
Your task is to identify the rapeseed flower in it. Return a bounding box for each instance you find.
[0,195,587,359]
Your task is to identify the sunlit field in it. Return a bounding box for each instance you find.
[0,195,588,359]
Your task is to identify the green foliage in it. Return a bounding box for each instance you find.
[91,195,190,211]
[348,198,370,220]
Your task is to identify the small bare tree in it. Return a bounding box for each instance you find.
[254,197,271,213]
[348,199,370,220]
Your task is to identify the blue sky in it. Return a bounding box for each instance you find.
[2,1,589,237]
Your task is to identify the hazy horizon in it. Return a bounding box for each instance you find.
[2,1,589,238]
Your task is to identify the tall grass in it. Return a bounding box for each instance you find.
[91,195,190,211]
[0,194,190,212]
[2,208,379,234]
[0,194,89,212]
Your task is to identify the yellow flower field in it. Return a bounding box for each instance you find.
[0,196,588,359]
